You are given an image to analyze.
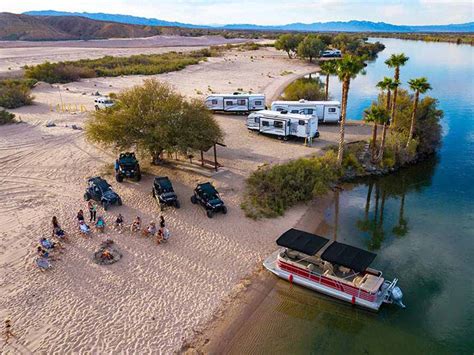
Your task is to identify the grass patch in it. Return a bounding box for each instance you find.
[25,48,223,84]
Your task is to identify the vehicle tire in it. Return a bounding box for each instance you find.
[159,203,164,212]
[117,197,122,206]
[84,192,91,201]
[222,206,228,214]
[207,210,214,218]
[315,132,320,138]
[191,195,197,204]
[175,200,180,209]
[283,136,289,141]
[116,174,123,183]
[135,173,141,182]
[152,189,155,198]
[102,201,108,211]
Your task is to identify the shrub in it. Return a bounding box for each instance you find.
[0,79,35,109]
[0,109,16,125]
[281,77,326,101]
[241,150,341,218]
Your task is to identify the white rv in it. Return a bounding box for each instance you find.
[321,49,342,58]
[205,93,265,113]
[271,100,341,123]
[247,110,319,142]
[94,97,115,110]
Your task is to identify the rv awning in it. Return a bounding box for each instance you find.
[276,229,329,255]
[321,242,376,272]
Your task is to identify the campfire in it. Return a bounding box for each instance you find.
[93,239,122,265]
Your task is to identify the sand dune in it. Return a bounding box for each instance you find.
[0,46,370,353]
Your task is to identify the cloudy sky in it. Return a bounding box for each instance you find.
[3,0,473,25]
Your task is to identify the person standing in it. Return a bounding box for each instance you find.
[159,215,165,229]
[88,201,97,222]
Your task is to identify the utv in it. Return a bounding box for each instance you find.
[84,176,122,210]
[115,152,141,182]
[152,176,180,210]
[190,182,227,218]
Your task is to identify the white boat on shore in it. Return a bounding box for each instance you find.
[263,229,405,311]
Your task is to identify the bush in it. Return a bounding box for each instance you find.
[241,150,341,218]
[281,77,326,101]
[0,79,35,109]
[0,109,16,125]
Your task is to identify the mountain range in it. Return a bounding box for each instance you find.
[25,10,474,33]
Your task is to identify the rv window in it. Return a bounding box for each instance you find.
[328,108,336,113]
[306,109,314,114]
[255,101,262,105]
[298,120,305,125]
[276,107,284,112]
[254,117,260,123]
[262,121,270,127]
[290,110,299,114]
[225,101,233,106]
[212,100,218,104]
[237,99,246,106]
[274,121,284,129]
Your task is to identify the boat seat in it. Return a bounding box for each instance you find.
[358,274,384,293]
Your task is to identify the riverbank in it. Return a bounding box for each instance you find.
[183,193,336,354]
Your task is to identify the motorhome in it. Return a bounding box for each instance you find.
[205,93,265,113]
[94,97,115,110]
[271,99,341,123]
[321,49,342,58]
[246,110,319,143]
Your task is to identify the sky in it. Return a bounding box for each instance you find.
[2,0,473,26]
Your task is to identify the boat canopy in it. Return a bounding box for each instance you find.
[277,229,329,255]
[321,242,377,273]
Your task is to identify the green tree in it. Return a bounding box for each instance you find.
[407,77,432,146]
[319,60,338,100]
[297,35,326,63]
[274,34,302,58]
[336,55,365,165]
[85,79,223,163]
[364,105,390,161]
[385,53,409,127]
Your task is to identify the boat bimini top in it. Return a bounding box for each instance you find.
[276,228,377,272]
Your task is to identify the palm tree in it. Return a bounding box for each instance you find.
[320,60,338,100]
[376,77,398,111]
[364,106,390,161]
[407,77,432,147]
[336,55,365,165]
[385,53,409,127]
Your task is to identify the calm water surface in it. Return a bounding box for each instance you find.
[226,38,474,354]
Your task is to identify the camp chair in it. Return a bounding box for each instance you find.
[36,257,52,271]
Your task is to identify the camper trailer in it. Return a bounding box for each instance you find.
[271,100,341,123]
[205,93,265,113]
[247,110,319,143]
[321,49,342,58]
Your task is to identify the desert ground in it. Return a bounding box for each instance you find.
[0,41,371,353]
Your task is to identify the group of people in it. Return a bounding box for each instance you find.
[35,216,66,270]
[131,215,170,244]
[76,201,107,236]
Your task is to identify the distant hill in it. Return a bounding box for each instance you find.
[0,12,161,40]
[25,10,474,33]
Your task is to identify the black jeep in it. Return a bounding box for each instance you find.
[84,177,122,210]
[115,152,141,182]
[152,176,180,210]
[190,182,227,218]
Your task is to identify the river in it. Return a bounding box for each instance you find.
[225,38,474,354]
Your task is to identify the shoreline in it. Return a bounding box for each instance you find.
[183,193,335,354]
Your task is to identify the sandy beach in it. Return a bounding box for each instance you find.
[0,44,371,353]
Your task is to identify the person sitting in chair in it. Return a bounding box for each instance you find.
[79,220,91,235]
[115,214,124,229]
[130,216,141,233]
[142,222,156,237]
[95,216,106,233]
[52,216,66,240]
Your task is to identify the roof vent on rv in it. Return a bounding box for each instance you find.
[298,99,306,103]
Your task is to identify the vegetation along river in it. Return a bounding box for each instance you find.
[226,38,474,354]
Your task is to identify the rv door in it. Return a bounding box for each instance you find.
[323,105,340,122]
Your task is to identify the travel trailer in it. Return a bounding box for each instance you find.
[205,93,265,113]
[94,97,115,110]
[321,49,342,58]
[246,110,319,142]
[271,100,341,123]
